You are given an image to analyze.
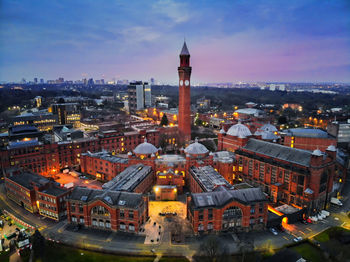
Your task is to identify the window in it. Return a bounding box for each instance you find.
[207,222,213,230]
[248,160,253,176]
[250,204,255,214]
[99,220,105,228]
[106,220,111,228]
[129,210,134,219]
[92,219,98,226]
[71,203,76,212]
[271,167,277,184]
[199,210,203,221]
[208,209,213,220]
[79,204,83,213]
[259,216,264,223]
[198,224,204,231]
[79,217,84,224]
[259,163,265,181]
[120,222,126,230]
[259,203,264,213]
[250,218,255,225]
[71,216,77,223]
[129,224,135,232]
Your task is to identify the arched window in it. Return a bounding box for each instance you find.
[91,206,111,217]
[120,222,126,230]
[198,224,204,231]
[92,219,98,226]
[222,206,242,230]
[99,220,105,228]
[106,220,111,229]
[129,223,135,232]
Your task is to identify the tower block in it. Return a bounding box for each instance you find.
[178,42,192,143]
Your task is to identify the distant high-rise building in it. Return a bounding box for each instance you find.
[34,78,38,83]
[87,78,94,85]
[34,96,42,108]
[57,77,64,84]
[178,41,192,142]
[40,78,44,84]
[150,78,155,85]
[127,81,152,114]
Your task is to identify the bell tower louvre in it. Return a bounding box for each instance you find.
[178,41,192,143]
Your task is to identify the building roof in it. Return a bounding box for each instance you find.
[102,164,152,192]
[133,138,158,155]
[189,166,232,192]
[180,41,190,56]
[8,139,40,149]
[69,187,143,209]
[191,186,267,209]
[184,138,209,155]
[82,151,128,164]
[254,130,279,140]
[6,172,50,190]
[40,185,68,196]
[260,123,278,132]
[227,122,252,138]
[212,151,235,163]
[235,108,263,116]
[242,139,313,167]
[283,128,330,138]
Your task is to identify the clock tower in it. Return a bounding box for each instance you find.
[178,41,192,143]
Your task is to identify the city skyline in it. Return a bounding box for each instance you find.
[1,0,350,83]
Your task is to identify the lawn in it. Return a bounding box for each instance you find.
[291,243,324,262]
[313,227,350,242]
[159,257,189,262]
[31,242,155,262]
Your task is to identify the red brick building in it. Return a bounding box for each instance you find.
[234,139,344,216]
[218,122,252,152]
[67,187,148,233]
[178,41,192,142]
[187,186,268,234]
[4,168,70,220]
[281,128,336,151]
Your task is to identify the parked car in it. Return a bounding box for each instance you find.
[293,236,303,242]
[269,228,278,235]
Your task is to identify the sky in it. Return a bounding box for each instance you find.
[0,0,350,84]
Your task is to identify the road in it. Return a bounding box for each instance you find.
[0,178,350,257]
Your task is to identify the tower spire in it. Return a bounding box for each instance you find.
[180,41,190,56]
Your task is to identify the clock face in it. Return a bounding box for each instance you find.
[180,80,183,86]
[185,80,190,86]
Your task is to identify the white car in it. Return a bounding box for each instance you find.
[269,228,278,235]
[293,236,303,242]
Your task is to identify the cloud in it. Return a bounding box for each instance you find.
[152,0,190,24]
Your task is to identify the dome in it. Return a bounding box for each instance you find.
[133,138,158,155]
[260,131,279,140]
[312,149,322,156]
[184,138,209,155]
[327,145,336,152]
[260,123,278,132]
[227,122,252,138]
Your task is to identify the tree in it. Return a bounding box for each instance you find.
[160,114,169,126]
[31,229,46,260]
[196,235,229,262]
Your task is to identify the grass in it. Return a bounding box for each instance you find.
[313,226,350,242]
[159,258,189,262]
[291,243,324,262]
[31,242,155,262]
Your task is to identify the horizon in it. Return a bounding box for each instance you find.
[1,0,350,83]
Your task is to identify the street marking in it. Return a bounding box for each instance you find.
[341,222,346,227]
[306,228,312,232]
[283,236,289,241]
[299,230,306,235]
[38,226,47,231]
[291,233,298,238]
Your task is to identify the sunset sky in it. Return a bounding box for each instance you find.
[1,0,349,83]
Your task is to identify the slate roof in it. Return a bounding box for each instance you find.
[191,186,267,209]
[133,139,158,155]
[180,41,190,55]
[189,166,232,192]
[82,151,128,164]
[102,164,152,192]
[227,122,252,138]
[283,128,330,138]
[242,139,313,167]
[68,186,143,209]
[7,172,50,190]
